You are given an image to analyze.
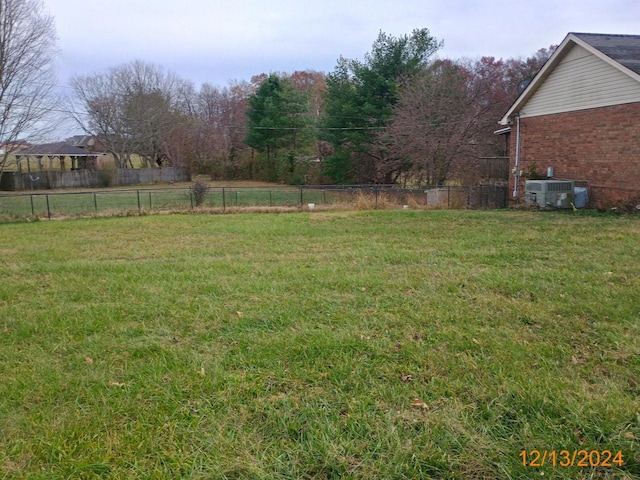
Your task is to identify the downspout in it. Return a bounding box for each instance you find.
[513,113,521,198]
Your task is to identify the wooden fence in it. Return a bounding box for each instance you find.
[0,167,190,191]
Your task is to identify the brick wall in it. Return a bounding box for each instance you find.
[508,102,640,207]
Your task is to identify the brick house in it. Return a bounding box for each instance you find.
[498,33,640,208]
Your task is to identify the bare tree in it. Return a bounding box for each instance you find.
[71,60,194,168]
[380,61,478,185]
[380,48,556,186]
[0,0,59,180]
[191,81,251,178]
[70,71,134,168]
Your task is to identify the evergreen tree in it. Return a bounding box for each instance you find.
[245,74,312,182]
[320,28,442,183]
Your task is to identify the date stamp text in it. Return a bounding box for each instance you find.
[520,450,624,468]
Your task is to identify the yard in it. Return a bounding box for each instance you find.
[0,210,639,478]
[0,184,506,219]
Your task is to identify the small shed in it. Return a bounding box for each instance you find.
[15,142,103,172]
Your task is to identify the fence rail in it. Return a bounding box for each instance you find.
[0,185,507,220]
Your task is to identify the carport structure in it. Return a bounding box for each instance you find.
[14,142,102,172]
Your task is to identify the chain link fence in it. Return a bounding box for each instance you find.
[0,185,507,220]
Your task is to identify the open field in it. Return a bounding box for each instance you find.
[1,210,639,478]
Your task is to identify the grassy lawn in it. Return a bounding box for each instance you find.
[0,210,639,479]
[0,186,406,219]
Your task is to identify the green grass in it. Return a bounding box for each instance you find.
[1,210,639,479]
[0,186,396,219]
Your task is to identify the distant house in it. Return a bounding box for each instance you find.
[498,33,640,207]
[66,134,93,147]
[0,140,30,155]
[15,141,103,172]
[66,135,104,152]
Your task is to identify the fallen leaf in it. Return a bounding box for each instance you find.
[85,357,94,365]
[411,398,429,410]
[108,381,125,387]
[236,311,243,317]
[400,374,413,382]
[571,356,578,364]
[624,432,635,439]
[200,366,205,376]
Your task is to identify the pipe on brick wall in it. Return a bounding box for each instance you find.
[513,113,521,198]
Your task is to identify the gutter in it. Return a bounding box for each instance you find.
[493,127,511,135]
[513,113,521,198]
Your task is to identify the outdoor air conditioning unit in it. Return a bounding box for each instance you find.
[525,180,574,209]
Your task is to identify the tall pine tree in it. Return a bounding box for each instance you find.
[245,74,312,182]
[320,28,442,183]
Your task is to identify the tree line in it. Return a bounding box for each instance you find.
[0,0,554,185]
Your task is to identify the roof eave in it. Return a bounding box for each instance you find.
[500,32,640,125]
[500,33,576,124]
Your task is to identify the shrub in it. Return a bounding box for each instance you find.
[190,181,210,207]
[100,161,118,187]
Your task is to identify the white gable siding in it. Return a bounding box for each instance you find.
[520,44,640,118]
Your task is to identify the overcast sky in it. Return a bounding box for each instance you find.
[47,0,639,88]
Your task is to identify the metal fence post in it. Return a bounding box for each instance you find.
[137,190,141,213]
[30,195,34,216]
[222,187,226,212]
[94,192,98,213]
[46,194,50,220]
[300,187,303,207]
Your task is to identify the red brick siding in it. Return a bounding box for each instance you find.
[508,102,640,207]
